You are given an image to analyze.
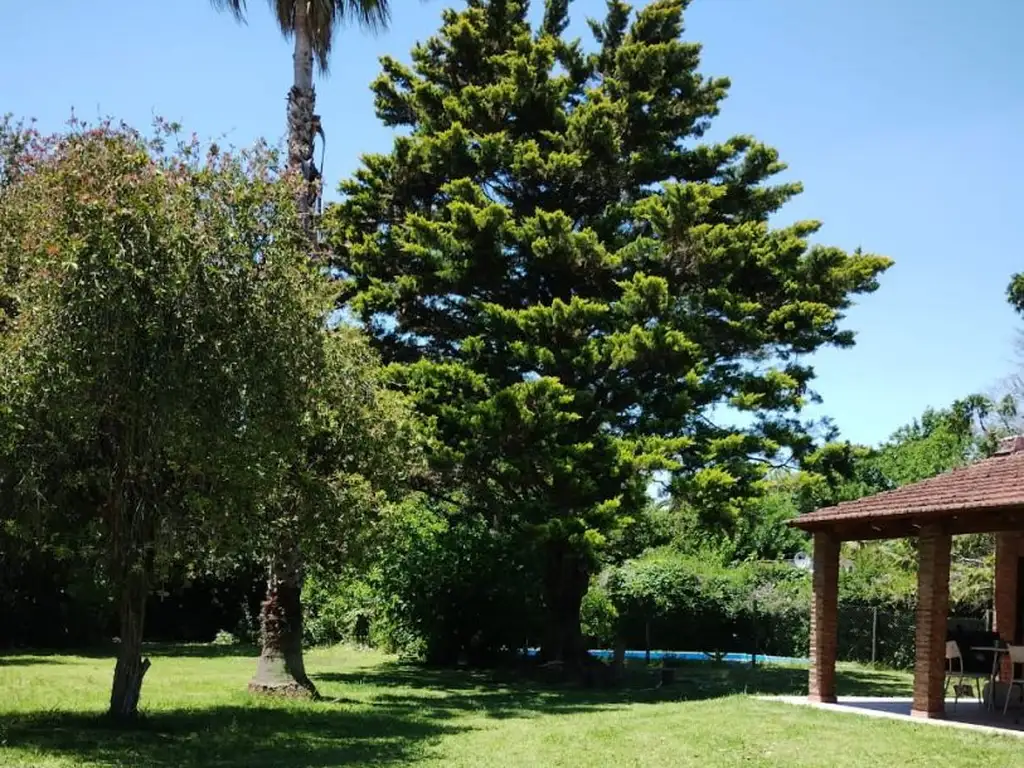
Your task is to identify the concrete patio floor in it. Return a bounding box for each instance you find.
[763,696,1024,738]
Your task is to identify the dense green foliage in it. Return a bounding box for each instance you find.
[328,0,890,661]
[279,324,422,577]
[291,390,1008,670]
[603,549,807,654]
[0,121,326,563]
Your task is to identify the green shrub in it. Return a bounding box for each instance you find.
[580,581,618,647]
[212,629,239,646]
[604,548,775,656]
[371,496,543,664]
[597,547,981,669]
[302,570,377,647]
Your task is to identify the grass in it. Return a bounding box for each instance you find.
[0,644,1020,767]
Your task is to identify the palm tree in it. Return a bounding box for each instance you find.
[213,0,389,231]
[212,0,390,699]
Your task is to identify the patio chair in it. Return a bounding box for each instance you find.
[1002,645,1024,715]
[944,640,986,711]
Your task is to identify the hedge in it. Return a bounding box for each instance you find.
[588,548,983,669]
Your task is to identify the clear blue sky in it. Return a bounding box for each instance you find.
[3,0,1022,447]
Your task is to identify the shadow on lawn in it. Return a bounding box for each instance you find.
[142,642,260,659]
[0,647,258,671]
[0,659,911,766]
[0,656,69,667]
[0,643,259,664]
[0,704,458,768]
[316,660,911,719]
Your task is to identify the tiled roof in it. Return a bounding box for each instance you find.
[791,437,1024,529]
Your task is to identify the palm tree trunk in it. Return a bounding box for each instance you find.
[287,3,318,235]
[250,18,318,694]
[248,532,318,697]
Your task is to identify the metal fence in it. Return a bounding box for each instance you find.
[838,606,990,669]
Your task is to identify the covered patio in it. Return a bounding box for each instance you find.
[767,696,1024,737]
[790,435,1024,719]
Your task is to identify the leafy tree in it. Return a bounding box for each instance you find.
[212,0,390,229]
[726,477,809,562]
[0,121,328,718]
[872,395,1001,484]
[784,395,1005,522]
[1007,273,1024,316]
[329,0,890,663]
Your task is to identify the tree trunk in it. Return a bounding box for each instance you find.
[248,538,318,698]
[108,567,151,719]
[288,9,319,237]
[539,543,591,667]
[247,9,320,701]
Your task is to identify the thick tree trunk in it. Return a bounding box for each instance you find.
[288,13,319,236]
[539,544,591,667]
[248,539,318,698]
[108,568,151,719]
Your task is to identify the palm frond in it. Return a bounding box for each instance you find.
[272,0,296,36]
[210,0,248,21]
[301,0,393,73]
[342,0,391,35]
[215,0,391,74]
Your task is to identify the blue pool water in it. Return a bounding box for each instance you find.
[523,648,808,665]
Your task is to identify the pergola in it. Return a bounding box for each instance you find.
[790,435,1024,718]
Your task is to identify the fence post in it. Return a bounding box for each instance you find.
[751,596,758,669]
[871,607,878,665]
[645,619,651,664]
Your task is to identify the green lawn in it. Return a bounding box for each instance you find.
[0,645,1019,767]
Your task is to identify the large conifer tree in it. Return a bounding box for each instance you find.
[329,0,891,663]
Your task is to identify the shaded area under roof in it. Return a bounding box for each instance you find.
[789,436,1024,540]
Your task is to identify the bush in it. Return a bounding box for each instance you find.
[0,541,114,649]
[598,547,981,669]
[212,629,239,646]
[303,570,376,647]
[580,580,618,647]
[371,496,543,664]
[603,548,800,657]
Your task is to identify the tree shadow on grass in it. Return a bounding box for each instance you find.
[0,656,71,667]
[142,642,260,659]
[0,660,913,765]
[0,702,460,768]
[315,661,911,720]
[0,643,259,663]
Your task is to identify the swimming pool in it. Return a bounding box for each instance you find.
[523,648,808,665]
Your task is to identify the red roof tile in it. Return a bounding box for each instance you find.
[790,446,1024,529]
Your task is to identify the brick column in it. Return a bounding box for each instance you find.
[809,530,840,703]
[994,533,1021,680]
[911,524,951,719]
